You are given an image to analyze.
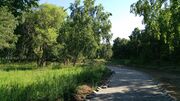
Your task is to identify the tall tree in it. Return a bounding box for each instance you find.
[14,12,37,60]
[112,37,129,59]
[171,0,180,61]
[58,0,112,66]
[0,7,18,49]
[98,44,113,60]
[113,0,180,64]
[30,4,66,66]
[130,0,174,62]
[0,0,39,61]
[129,28,141,58]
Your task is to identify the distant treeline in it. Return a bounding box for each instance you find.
[112,0,180,65]
[0,0,113,66]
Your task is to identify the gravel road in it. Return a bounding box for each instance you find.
[90,66,174,101]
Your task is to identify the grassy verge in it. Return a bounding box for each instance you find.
[0,62,111,101]
[108,59,180,73]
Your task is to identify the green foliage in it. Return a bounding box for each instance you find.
[0,7,18,49]
[29,4,67,66]
[0,0,39,60]
[98,44,113,60]
[112,37,130,59]
[0,0,113,101]
[0,62,37,71]
[0,64,110,101]
[0,0,39,17]
[112,0,180,64]
[14,12,37,60]
[0,0,112,65]
[58,0,112,65]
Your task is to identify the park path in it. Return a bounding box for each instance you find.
[90,66,174,101]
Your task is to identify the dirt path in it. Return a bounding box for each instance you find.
[90,66,174,101]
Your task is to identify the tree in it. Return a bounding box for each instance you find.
[0,0,113,64]
[92,4,112,45]
[0,0,39,17]
[112,37,129,59]
[13,12,37,61]
[117,0,180,64]
[130,0,166,60]
[0,0,39,61]
[171,0,180,61]
[0,7,18,49]
[31,4,66,66]
[129,28,142,58]
[57,0,112,66]
[98,44,113,60]
[60,0,98,66]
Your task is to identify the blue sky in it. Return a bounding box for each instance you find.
[40,0,145,39]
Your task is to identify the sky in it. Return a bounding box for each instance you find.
[40,0,145,40]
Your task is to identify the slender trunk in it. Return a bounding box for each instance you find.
[36,44,47,67]
[73,55,78,66]
[63,58,68,65]
[63,59,66,65]
[73,59,77,66]
[37,57,42,67]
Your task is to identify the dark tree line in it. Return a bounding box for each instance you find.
[0,0,113,66]
[113,0,180,65]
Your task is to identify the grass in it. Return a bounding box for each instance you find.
[0,62,111,101]
[0,62,37,71]
[109,59,180,73]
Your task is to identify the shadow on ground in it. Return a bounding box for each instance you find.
[90,66,172,101]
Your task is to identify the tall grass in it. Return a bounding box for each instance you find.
[0,64,110,101]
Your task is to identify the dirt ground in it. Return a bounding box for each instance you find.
[119,65,180,101]
[90,66,174,101]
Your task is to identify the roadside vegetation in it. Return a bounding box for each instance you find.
[110,0,180,100]
[0,0,112,67]
[0,62,111,101]
[0,0,112,101]
[0,0,180,100]
[112,0,180,68]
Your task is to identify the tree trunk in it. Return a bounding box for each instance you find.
[37,44,47,67]
[73,59,76,66]
[63,58,69,65]
[37,57,45,67]
[73,56,78,66]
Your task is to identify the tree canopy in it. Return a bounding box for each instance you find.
[0,0,113,66]
[30,4,67,66]
[113,0,180,64]
[0,7,18,49]
[0,0,39,16]
[57,0,112,65]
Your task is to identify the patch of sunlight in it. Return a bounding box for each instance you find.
[139,85,157,89]
[96,86,130,94]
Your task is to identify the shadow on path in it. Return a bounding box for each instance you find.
[90,66,173,101]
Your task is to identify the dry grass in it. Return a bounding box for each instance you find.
[74,85,93,101]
